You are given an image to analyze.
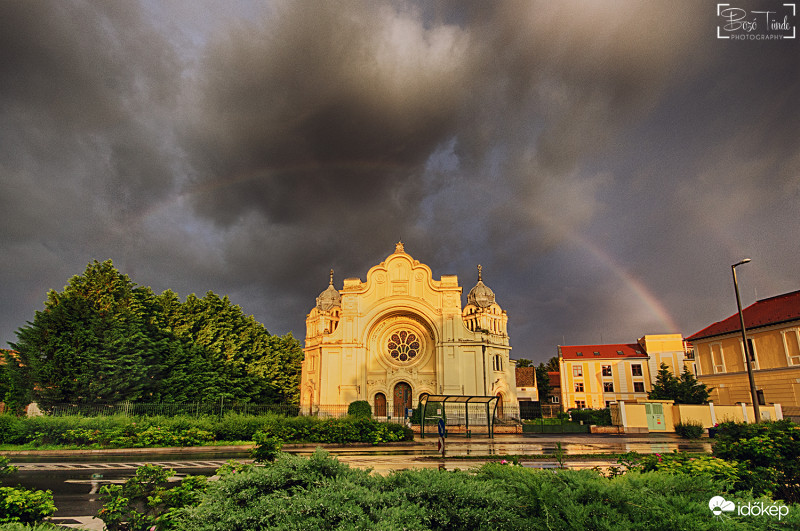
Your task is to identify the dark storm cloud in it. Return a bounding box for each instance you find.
[2,1,798,362]
[185,1,474,226]
[0,1,184,343]
[181,1,710,279]
[0,1,181,218]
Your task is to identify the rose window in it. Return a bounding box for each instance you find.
[387,330,420,362]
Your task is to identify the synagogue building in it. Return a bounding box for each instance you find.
[300,243,517,417]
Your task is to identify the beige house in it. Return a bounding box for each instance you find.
[300,243,517,418]
[558,334,692,410]
[688,290,800,418]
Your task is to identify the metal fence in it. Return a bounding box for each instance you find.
[540,403,563,418]
[518,402,563,419]
[47,401,300,418]
[42,400,527,424]
[307,403,521,425]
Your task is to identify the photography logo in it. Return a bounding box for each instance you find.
[709,495,790,521]
[717,3,796,39]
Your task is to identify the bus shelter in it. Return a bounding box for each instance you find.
[418,393,499,439]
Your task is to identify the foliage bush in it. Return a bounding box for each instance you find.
[0,456,55,526]
[0,488,56,525]
[251,433,283,462]
[173,450,800,530]
[712,419,800,503]
[253,415,412,445]
[639,450,740,486]
[98,464,207,531]
[0,416,22,444]
[347,400,372,418]
[0,457,17,478]
[568,408,611,426]
[674,420,705,439]
[177,450,528,530]
[213,412,274,441]
[0,413,413,449]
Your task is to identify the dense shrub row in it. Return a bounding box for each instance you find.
[0,413,412,448]
[168,450,798,530]
[252,415,412,444]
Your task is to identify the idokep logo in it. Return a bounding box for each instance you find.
[709,496,790,521]
[709,496,735,517]
[717,3,796,39]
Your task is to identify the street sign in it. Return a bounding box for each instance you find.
[437,418,445,438]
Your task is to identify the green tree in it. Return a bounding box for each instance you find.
[157,291,303,403]
[648,362,710,404]
[10,260,155,406]
[676,366,711,404]
[7,260,304,406]
[515,358,533,368]
[535,364,552,404]
[0,350,33,413]
[543,355,559,372]
[648,363,679,401]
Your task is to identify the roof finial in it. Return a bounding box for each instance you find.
[395,241,405,253]
[329,269,334,286]
[477,264,482,281]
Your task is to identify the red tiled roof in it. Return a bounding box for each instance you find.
[560,343,647,360]
[547,371,560,388]
[687,290,800,341]
[515,367,535,387]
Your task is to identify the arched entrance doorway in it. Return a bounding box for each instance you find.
[394,382,412,418]
[496,392,504,419]
[374,393,387,417]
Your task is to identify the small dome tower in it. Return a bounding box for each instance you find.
[316,269,342,311]
[463,265,507,337]
[467,264,496,308]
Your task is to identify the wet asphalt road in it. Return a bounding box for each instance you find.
[3,433,713,521]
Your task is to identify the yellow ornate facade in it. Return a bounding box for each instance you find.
[300,243,516,417]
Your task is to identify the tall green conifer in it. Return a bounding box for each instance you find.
[8,260,304,406]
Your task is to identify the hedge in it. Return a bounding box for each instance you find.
[174,450,800,530]
[0,413,412,448]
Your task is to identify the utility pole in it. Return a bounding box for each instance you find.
[732,259,760,423]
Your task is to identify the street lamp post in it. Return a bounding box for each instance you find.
[732,259,760,423]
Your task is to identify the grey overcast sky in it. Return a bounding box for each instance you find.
[2,1,798,363]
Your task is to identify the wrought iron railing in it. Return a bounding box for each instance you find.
[40,401,528,424]
[46,401,300,418]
